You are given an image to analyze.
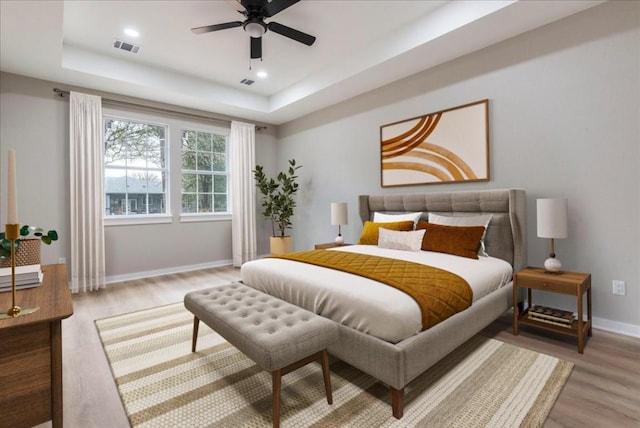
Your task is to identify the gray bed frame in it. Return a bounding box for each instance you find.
[325,188,527,418]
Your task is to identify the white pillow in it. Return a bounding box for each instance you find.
[427,213,493,257]
[378,227,426,251]
[373,211,422,228]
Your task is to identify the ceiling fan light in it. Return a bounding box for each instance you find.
[244,21,266,38]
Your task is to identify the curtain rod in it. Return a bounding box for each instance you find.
[52,88,267,131]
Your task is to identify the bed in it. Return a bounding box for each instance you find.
[241,188,526,418]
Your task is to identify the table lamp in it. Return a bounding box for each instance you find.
[331,202,348,245]
[537,198,568,273]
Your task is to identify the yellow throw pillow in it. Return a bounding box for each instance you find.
[358,220,415,245]
[416,221,485,259]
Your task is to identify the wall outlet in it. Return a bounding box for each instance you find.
[58,257,66,265]
[612,280,626,296]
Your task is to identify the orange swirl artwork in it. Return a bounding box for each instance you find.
[380,99,489,187]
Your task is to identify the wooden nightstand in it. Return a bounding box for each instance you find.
[513,267,592,353]
[314,242,352,250]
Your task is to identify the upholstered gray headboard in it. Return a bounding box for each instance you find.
[358,189,527,272]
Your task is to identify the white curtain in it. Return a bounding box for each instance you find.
[69,92,106,292]
[230,121,257,267]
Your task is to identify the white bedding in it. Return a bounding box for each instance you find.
[240,245,513,343]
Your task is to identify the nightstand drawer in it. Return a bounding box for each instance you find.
[516,276,574,294]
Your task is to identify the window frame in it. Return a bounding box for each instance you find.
[179,126,231,221]
[103,114,171,225]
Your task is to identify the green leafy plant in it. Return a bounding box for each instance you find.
[0,225,59,259]
[253,159,302,238]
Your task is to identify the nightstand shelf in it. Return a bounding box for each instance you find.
[513,267,592,353]
[517,309,583,336]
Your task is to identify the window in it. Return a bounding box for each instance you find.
[181,129,229,214]
[104,117,168,216]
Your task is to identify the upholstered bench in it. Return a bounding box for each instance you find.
[184,282,339,428]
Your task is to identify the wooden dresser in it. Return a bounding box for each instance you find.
[0,264,73,428]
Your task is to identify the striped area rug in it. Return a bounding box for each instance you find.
[96,303,573,427]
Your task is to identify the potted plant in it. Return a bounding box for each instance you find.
[0,225,58,267]
[253,159,302,254]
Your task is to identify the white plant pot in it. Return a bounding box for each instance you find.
[270,236,292,255]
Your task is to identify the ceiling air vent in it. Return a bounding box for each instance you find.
[240,79,255,86]
[112,39,141,54]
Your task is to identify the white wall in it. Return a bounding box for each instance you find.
[0,73,70,267]
[0,72,278,280]
[277,1,640,331]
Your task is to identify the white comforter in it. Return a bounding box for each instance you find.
[240,245,513,343]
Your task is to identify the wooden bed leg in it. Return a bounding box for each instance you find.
[390,387,404,419]
[191,316,200,352]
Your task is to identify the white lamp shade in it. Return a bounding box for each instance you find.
[537,198,568,239]
[331,202,348,226]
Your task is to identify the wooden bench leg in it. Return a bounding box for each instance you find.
[269,350,332,427]
[391,387,404,419]
[272,369,282,428]
[321,349,333,405]
[191,316,200,353]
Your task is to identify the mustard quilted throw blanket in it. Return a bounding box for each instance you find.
[270,250,472,330]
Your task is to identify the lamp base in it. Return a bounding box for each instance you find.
[544,257,562,273]
[334,235,344,245]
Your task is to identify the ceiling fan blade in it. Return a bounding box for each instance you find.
[191,21,243,34]
[250,36,262,59]
[225,0,246,13]
[263,0,300,18]
[267,21,316,46]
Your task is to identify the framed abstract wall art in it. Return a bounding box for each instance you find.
[380,99,489,187]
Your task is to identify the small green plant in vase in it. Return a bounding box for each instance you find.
[0,225,58,264]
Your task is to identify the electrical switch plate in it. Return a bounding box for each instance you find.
[612,280,626,296]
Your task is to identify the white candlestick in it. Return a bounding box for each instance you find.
[7,149,18,225]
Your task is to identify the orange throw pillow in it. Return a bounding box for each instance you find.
[416,221,485,259]
[358,221,415,245]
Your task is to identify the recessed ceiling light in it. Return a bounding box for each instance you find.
[256,71,268,79]
[124,28,140,38]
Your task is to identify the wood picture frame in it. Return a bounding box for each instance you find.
[380,99,489,187]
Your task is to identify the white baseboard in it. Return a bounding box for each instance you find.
[592,316,640,338]
[105,259,233,284]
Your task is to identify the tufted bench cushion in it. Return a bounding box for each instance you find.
[185,282,339,371]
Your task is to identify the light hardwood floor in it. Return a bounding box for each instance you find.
[34,266,639,427]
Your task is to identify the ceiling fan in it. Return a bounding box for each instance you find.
[191,0,316,60]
